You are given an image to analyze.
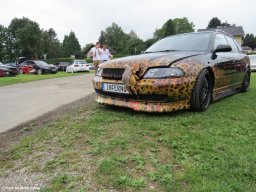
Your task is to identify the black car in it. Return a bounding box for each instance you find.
[54,62,70,71]
[0,62,18,77]
[19,60,58,75]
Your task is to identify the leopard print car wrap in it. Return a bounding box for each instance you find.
[96,95,190,112]
[93,55,210,112]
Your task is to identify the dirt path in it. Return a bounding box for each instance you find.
[0,74,94,134]
[0,93,96,149]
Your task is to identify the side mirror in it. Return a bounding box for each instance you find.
[212,44,232,59]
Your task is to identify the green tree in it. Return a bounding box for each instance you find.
[207,17,221,28]
[62,31,81,58]
[243,33,256,49]
[98,30,106,44]
[41,28,61,59]
[220,21,231,27]
[8,17,42,59]
[173,17,195,34]
[154,19,175,40]
[103,22,128,54]
[0,25,8,61]
[144,38,156,49]
[126,30,146,55]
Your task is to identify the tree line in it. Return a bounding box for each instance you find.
[0,17,81,62]
[0,16,255,62]
[0,17,196,62]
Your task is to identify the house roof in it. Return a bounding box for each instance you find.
[216,26,244,36]
[197,26,245,36]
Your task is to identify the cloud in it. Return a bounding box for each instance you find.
[0,0,255,46]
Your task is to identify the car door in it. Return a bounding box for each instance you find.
[26,61,36,73]
[224,35,246,84]
[213,33,237,89]
[22,61,31,73]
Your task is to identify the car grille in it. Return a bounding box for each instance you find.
[102,68,125,80]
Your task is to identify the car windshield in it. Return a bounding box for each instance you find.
[75,61,87,64]
[34,61,49,67]
[145,32,211,53]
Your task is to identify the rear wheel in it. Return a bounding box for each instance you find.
[191,69,212,111]
[241,68,250,92]
[37,69,43,75]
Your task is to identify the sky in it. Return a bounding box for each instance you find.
[0,0,255,47]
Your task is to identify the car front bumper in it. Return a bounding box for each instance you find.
[93,76,196,112]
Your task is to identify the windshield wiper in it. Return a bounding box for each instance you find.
[157,50,178,52]
[144,50,178,54]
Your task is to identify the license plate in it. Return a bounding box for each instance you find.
[102,83,129,94]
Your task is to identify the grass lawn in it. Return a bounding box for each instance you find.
[0,73,255,192]
[0,71,92,87]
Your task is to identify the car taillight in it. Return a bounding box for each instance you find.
[86,65,89,67]
[74,65,79,67]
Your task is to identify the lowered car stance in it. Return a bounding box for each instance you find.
[93,30,250,112]
[19,60,58,75]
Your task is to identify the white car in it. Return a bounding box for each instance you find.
[66,60,90,73]
[249,55,256,71]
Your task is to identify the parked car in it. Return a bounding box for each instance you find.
[89,63,94,70]
[19,60,58,75]
[93,30,250,112]
[5,62,17,68]
[54,62,70,71]
[249,55,256,71]
[66,60,90,73]
[0,62,18,77]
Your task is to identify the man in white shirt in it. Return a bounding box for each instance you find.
[89,42,102,76]
[101,44,113,63]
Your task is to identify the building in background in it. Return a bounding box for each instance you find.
[198,25,245,45]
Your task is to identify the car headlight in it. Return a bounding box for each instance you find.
[144,67,184,78]
[97,67,103,77]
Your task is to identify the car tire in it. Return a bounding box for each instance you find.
[241,68,250,92]
[37,69,43,75]
[191,69,213,111]
[19,69,23,74]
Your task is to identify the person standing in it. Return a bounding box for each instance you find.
[101,44,113,63]
[89,42,102,76]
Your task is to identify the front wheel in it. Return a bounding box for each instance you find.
[191,69,212,111]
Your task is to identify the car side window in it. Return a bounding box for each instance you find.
[233,39,243,52]
[225,36,239,53]
[214,34,228,50]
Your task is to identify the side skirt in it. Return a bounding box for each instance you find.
[212,82,242,101]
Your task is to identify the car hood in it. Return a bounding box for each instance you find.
[99,51,205,75]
